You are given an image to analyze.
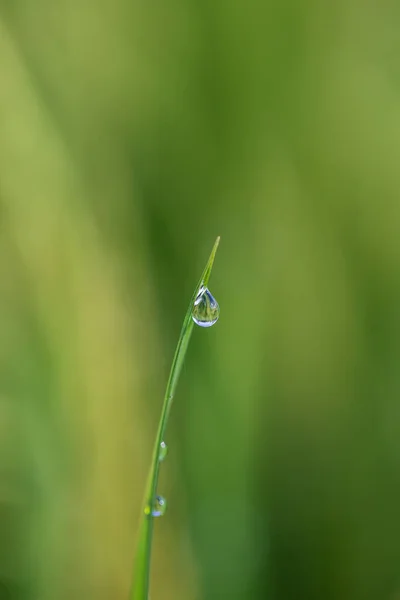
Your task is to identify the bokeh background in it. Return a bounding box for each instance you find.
[1,1,400,599]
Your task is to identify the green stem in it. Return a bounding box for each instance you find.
[131,236,220,600]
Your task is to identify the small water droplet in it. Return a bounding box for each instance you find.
[192,287,219,328]
[159,441,168,462]
[144,495,167,517]
[149,495,166,517]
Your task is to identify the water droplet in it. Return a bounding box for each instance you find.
[192,286,220,328]
[146,495,166,517]
[144,495,167,517]
[159,441,168,462]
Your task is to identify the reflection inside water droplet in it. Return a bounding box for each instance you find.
[194,285,206,306]
[192,286,219,328]
[159,441,168,462]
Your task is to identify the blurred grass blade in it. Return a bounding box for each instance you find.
[131,236,220,600]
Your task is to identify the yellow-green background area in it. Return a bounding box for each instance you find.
[0,1,400,599]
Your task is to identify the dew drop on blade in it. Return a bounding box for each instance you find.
[192,287,220,328]
[159,441,168,462]
[151,495,167,517]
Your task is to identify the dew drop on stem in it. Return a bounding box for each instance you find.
[144,495,167,517]
[159,441,168,462]
[192,286,219,328]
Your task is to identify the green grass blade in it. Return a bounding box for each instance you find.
[131,236,221,600]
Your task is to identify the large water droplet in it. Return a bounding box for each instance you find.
[159,441,168,462]
[192,286,219,328]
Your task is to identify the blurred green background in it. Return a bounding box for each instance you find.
[1,1,400,599]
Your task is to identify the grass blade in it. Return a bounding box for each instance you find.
[131,236,221,600]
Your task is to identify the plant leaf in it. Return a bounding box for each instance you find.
[131,236,220,600]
